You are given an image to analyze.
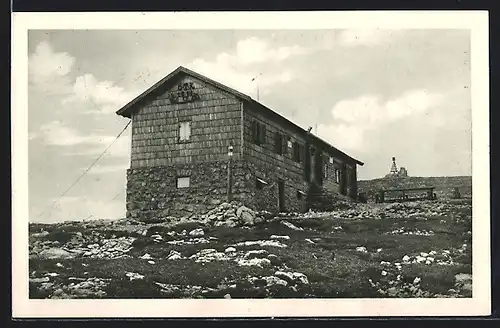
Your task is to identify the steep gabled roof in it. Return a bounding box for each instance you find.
[116,66,250,117]
[116,66,364,166]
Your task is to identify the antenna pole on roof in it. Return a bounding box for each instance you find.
[251,73,262,102]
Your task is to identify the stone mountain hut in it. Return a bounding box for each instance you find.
[116,66,364,221]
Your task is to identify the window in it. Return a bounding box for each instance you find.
[335,169,341,184]
[251,120,266,145]
[274,132,283,155]
[323,157,328,179]
[255,177,268,190]
[329,156,334,164]
[292,141,302,162]
[178,121,191,142]
[177,176,190,188]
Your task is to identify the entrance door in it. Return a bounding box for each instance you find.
[277,179,285,212]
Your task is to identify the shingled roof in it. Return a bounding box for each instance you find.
[116,66,364,166]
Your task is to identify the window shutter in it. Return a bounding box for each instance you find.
[260,124,266,145]
[293,142,299,161]
[282,135,288,155]
[251,121,257,142]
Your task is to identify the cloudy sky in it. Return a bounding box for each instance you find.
[27,29,471,223]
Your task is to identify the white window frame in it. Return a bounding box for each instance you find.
[177,176,190,188]
[178,121,191,142]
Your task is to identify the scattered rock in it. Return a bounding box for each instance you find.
[189,228,205,237]
[270,235,290,240]
[167,250,183,260]
[455,273,472,283]
[224,293,232,299]
[240,212,255,226]
[224,247,236,253]
[30,277,50,283]
[191,249,230,263]
[274,271,309,285]
[233,240,288,248]
[243,249,267,260]
[38,248,73,259]
[356,246,368,253]
[140,253,153,260]
[261,276,288,287]
[125,272,144,281]
[237,258,271,267]
[281,221,303,231]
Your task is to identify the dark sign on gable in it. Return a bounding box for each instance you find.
[168,82,201,104]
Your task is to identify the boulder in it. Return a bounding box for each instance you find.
[356,246,368,253]
[224,219,237,228]
[167,250,183,260]
[243,249,268,260]
[262,276,288,287]
[237,258,272,267]
[240,211,255,226]
[38,247,73,259]
[236,206,254,218]
[224,247,236,253]
[189,228,205,237]
[292,272,309,285]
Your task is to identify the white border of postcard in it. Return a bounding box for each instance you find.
[11,11,491,317]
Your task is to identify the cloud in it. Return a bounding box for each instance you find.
[29,40,139,115]
[332,89,443,127]
[186,36,304,96]
[229,37,307,65]
[69,134,131,159]
[316,89,444,151]
[39,120,130,159]
[317,123,365,153]
[189,58,293,96]
[28,41,76,94]
[63,74,141,114]
[39,121,104,146]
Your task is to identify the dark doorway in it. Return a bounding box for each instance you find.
[277,179,285,212]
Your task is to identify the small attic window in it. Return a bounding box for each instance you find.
[177,176,190,188]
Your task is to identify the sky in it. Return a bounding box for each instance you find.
[27,29,472,223]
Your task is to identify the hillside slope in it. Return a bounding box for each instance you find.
[358,176,472,201]
[29,199,472,299]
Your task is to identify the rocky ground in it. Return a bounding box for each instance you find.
[29,198,472,299]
